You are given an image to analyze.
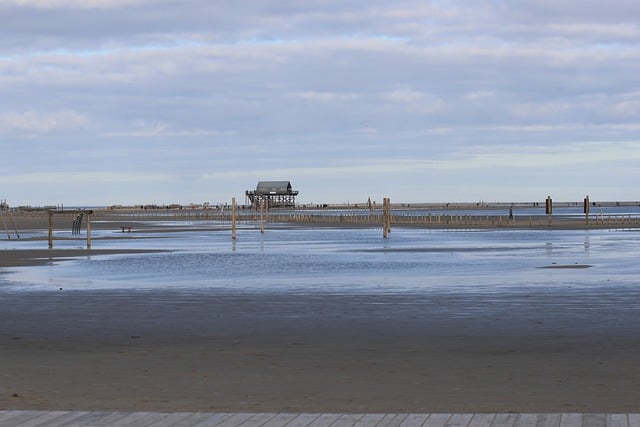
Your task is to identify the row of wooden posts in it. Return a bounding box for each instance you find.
[47,210,93,249]
[43,195,640,247]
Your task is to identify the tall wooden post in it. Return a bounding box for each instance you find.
[231,197,237,240]
[260,199,265,234]
[383,198,391,238]
[584,195,590,225]
[86,212,92,249]
[48,211,53,248]
[545,196,553,226]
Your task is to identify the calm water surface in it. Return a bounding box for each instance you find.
[1,225,639,294]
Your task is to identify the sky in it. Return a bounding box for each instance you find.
[1,0,639,206]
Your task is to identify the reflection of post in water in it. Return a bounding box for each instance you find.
[584,235,590,253]
[545,242,553,255]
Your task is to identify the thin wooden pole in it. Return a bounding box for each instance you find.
[231,197,237,240]
[386,198,391,235]
[260,200,265,233]
[48,211,53,249]
[86,212,92,249]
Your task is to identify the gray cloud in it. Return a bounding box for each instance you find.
[1,0,639,204]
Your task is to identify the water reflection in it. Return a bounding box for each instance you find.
[1,227,639,294]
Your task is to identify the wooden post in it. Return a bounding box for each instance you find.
[260,199,265,234]
[231,197,237,240]
[584,195,590,225]
[546,196,553,226]
[382,198,387,238]
[48,211,53,249]
[86,212,92,249]
[382,197,391,238]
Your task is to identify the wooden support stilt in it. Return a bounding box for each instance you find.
[48,211,53,249]
[584,195,590,226]
[231,197,237,240]
[86,212,92,249]
[260,200,265,234]
[382,197,391,238]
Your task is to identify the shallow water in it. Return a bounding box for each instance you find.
[1,225,639,295]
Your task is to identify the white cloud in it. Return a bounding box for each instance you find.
[201,141,640,181]
[0,110,88,133]
[0,171,173,184]
[6,0,150,9]
[1,1,639,204]
[287,91,358,102]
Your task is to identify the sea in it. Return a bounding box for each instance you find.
[1,213,640,296]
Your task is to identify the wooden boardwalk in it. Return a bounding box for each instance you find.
[0,412,638,427]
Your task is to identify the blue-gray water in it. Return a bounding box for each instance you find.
[1,224,639,294]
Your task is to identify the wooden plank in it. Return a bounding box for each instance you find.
[583,413,607,427]
[468,414,496,427]
[261,413,299,427]
[198,412,248,427]
[515,414,540,427]
[399,413,430,427]
[0,411,31,423]
[331,413,365,427]
[560,414,583,427]
[175,412,233,427]
[425,414,453,427]
[104,411,169,426]
[446,414,474,427]
[493,413,520,427]
[34,411,91,427]
[536,414,561,427]
[352,413,385,426]
[145,412,202,427]
[233,412,276,427]
[628,414,640,427]
[608,414,630,427]
[13,411,70,427]
[203,412,253,427]
[285,413,323,427]
[376,413,409,427]
[307,413,341,427]
[65,411,129,426]
[0,410,48,427]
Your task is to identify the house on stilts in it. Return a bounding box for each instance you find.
[245,181,299,208]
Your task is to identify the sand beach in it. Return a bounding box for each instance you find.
[1,208,639,413]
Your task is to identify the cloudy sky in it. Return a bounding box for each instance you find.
[1,0,639,206]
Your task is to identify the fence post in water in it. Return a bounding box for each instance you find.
[383,197,391,238]
[260,200,265,233]
[86,211,92,249]
[546,196,553,226]
[48,211,53,249]
[231,197,237,240]
[584,195,590,226]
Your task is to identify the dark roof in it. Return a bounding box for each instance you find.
[255,181,293,194]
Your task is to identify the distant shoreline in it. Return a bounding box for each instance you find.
[6,199,640,212]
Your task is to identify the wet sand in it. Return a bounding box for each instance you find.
[1,288,639,413]
[1,212,639,413]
